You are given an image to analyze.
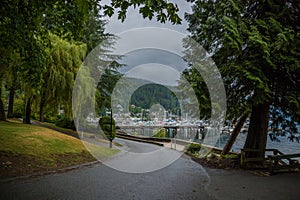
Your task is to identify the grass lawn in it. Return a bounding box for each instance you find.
[0,119,119,178]
[35,120,122,147]
[34,121,79,137]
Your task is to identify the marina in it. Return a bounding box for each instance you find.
[86,113,300,160]
[114,124,300,159]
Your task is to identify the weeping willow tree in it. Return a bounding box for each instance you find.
[72,41,121,133]
[5,52,23,119]
[0,0,183,123]
[37,33,87,122]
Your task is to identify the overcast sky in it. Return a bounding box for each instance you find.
[103,0,193,34]
[101,0,193,86]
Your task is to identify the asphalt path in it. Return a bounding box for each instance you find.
[114,137,162,153]
[0,139,213,200]
[104,138,188,173]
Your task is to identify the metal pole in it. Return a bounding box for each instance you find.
[110,109,113,148]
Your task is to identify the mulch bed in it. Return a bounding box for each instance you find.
[188,154,241,170]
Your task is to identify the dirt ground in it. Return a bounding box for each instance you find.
[0,150,95,179]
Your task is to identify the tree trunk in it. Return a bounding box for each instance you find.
[23,97,32,124]
[39,102,45,122]
[0,86,6,121]
[243,102,270,160]
[221,111,249,155]
[7,87,15,118]
[0,99,6,121]
[39,90,46,122]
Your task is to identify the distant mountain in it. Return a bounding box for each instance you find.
[130,82,180,111]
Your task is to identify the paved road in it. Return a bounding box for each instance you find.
[0,139,213,200]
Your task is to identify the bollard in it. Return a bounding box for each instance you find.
[174,138,176,150]
[109,138,112,148]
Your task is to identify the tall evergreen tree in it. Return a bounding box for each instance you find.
[179,68,211,120]
[186,1,300,159]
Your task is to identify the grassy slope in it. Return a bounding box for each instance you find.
[0,119,119,178]
[36,121,79,137]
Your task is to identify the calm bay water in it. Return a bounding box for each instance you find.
[120,126,300,161]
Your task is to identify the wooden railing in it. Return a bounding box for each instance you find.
[240,148,300,173]
[240,148,265,165]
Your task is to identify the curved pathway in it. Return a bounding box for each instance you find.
[0,139,212,200]
[2,138,299,199]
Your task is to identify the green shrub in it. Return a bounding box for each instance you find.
[187,143,202,154]
[153,128,166,138]
[99,116,116,140]
[220,154,238,159]
[12,98,23,118]
[55,115,76,130]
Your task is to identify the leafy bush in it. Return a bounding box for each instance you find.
[187,143,202,154]
[55,115,76,130]
[99,116,116,140]
[153,128,166,138]
[12,98,23,118]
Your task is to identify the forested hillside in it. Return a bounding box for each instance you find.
[130,83,179,113]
